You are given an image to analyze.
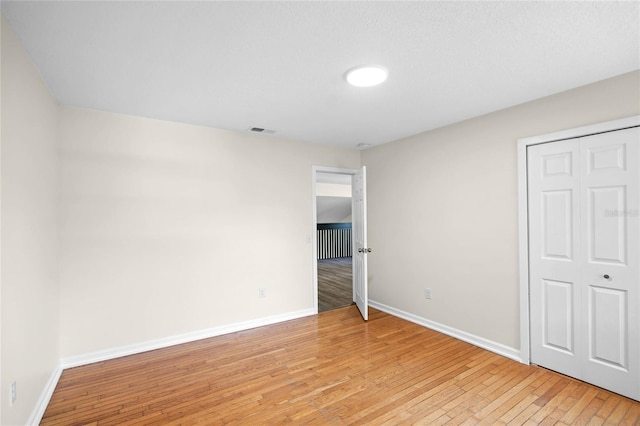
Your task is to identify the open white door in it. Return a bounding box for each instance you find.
[352,166,369,321]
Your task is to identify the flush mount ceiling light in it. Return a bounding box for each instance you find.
[345,65,388,87]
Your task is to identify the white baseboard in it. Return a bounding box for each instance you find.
[27,361,63,426]
[62,308,316,369]
[369,300,523,363]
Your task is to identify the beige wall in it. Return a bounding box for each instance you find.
[58,107,361,357]
[363,70,640,350]
[1,17,60,426]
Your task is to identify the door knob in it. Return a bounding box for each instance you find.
[604,274,610,279]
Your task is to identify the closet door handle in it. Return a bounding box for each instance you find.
[604,274,610,279]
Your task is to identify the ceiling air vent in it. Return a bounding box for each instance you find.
[249,127,276,134]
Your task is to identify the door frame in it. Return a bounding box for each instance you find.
[312,166,359,314]
[517,115,640,364]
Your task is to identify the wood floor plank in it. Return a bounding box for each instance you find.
[41,306,640,425]
[317,256,353,312]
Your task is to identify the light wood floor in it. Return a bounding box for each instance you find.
[318,256,353,313]
[42,306,639,425]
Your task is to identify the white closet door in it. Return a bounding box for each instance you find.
[528,127,639,401]
[528,139,582,378]
[579,128,639,399]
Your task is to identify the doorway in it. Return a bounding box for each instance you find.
[315,170,354,312]
[312,166,369,320]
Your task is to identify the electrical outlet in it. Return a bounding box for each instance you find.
[259,288,267,298]
[424,288,432,299]
[10,381,16,406]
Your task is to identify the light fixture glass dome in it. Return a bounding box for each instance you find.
[345,66,388,87]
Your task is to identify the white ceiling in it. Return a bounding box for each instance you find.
[2,1,638,149]
[317,197,351,224]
